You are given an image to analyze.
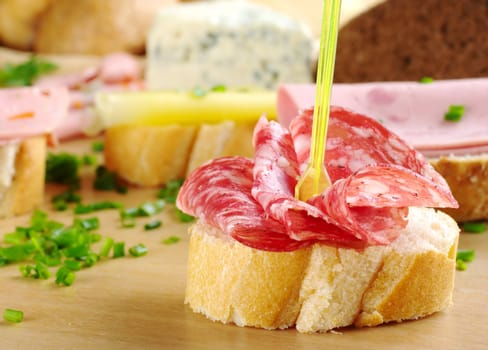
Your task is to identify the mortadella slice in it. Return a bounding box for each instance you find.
[0,87,69,143]
[278,79,488,157]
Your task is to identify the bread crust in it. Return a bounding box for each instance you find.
[0,137,46,218]
[104,125,197,187]
[184,208,459,333]
[33,0,176,55]
[431,155,488,222]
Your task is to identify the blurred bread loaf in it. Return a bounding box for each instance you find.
[335,0,488,82]
[34,0,177,55]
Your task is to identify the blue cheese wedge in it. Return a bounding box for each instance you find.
[146,1,314,90]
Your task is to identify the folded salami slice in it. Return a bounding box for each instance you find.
[177,157,318,252]
[177,107,458,251]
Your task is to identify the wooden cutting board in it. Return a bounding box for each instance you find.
[1,138,488,349]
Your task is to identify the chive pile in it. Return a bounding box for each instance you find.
[0,210,148,287]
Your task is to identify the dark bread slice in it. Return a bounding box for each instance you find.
[334,0,488,82]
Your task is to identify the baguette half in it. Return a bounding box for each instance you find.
[0,137,46,218]
[185,207,459,333]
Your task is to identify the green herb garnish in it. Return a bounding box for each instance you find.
[157,179,184,204]
[3,308,24,323]
[419,76,434,83]
[74,201,123,214]
[0,56,57,87]
[45,153,81,188]
[91,141,105,153]
[456,259,467,271]
[93,166,127,193]
[456,249,475,262]
[144,220,162,231]
[55,266,75,286]
[175,208,195,223]
[129,244,148,257]
[462,221,486,233]
[162,236,180,245]
[113,242,125,258]
[99,237,114,258]
[444,104,465,122]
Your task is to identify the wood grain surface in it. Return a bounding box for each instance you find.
[1,139,487,350]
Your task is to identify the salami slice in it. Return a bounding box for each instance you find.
[290,107,455,197]
[177,107,458,252]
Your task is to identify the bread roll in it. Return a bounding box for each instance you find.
[34,0,176,55]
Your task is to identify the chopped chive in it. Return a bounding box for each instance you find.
[45,153,81,187]
[419,76,434,83]
[52,190,81,204]
[93,165,127,193]
[82,253,98,268]
[139,200,165,216]
[3,308,23,323]
[210,84,227,92]
[456,249,475,262]
[99,237,114,258]
[34,262,51,279]
[157,179,184,203]
[444,104,465,122]
[52,200,69,211]
[91,141,104,152]
[121,216,136,228]
[74,201,123,214]
[129,244,148,257]
[74,217,100,231]
[113,242,125,258]
[456,259,467,271]
[55,266,75,286]
[81,154,97,166]
[175,208,195,223]
[162,236,180,245]
[19,265,34,278]
[462,221,486,233]
[64,259,82,271]
[144,220,162,231]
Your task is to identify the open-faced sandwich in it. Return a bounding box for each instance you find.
[0,86,68,218]
[176,106,459,333]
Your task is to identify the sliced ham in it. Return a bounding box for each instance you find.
[278,79,488,157]
[35,52,144,140]
[177,107,458,251]
[0,87,69,143]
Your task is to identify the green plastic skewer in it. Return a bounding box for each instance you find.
[295,0,342,201]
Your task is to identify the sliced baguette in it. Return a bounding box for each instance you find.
[185,207,459,333]
[431,155,488,222]
[104,121,255,187]
[104,124,197,186]
[0,137,46,218]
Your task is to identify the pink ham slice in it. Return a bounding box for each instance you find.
[278,79,488,157]
[0,87,69,143]
[177,108,458,251]
[35,52,144,140]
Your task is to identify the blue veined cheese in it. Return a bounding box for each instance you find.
[146,1,314,90]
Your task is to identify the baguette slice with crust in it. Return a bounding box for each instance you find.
[104,125,197,186]
[0,137,46,218]
[185,207,459,333]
